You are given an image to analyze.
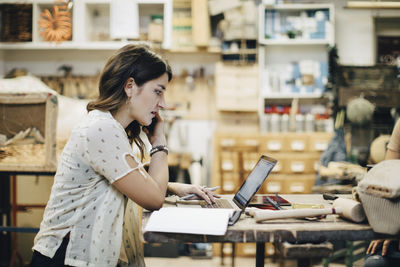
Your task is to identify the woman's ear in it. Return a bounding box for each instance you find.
[124,77,137,97]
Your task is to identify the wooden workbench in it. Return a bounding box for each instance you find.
[142,194,399,267]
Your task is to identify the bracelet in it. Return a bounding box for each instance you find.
[150,145,169,157]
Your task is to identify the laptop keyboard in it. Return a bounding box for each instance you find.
[201,199,233,209]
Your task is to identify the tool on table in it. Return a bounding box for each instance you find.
[291,203,325,209]
[265,196,282,210]
[251,198,366,223]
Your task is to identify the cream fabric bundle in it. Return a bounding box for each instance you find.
[357,160,400,234]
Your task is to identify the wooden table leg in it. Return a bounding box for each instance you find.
[0,173,12,265]
[256,242,265,267]
[298,258,311,267]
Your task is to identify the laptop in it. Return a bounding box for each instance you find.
[201,154,277,212]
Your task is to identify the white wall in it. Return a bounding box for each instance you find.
[2,50,113,76]
[335,6,376,65]
[333,0,400,66]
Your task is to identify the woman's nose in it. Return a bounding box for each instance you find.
[158,96,166,109]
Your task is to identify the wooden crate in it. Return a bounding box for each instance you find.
[0,92,58,172]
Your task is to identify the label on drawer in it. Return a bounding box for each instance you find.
[222,161,234,171]
[290,183,305,193]
[268,141,282,151]
[291,162,305,172]
[244,161,256,171]
[314,142,328,151]
[291,141,305,151]
[220,139,235,146]
[314,161,320,171]
[242,244,256,255]
[267,183,281,193]
[222,181,235,192]
[272,163,281,172]
[245,139,259,146]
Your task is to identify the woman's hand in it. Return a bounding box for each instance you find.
[367,239,399,256]
[168,182,220,205]
[143,112,166,146]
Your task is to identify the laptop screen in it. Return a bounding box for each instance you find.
[233,155,277,209]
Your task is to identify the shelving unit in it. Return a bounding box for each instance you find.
[0,0,173,50]
[257,3,335,131]
[258,3,334,45]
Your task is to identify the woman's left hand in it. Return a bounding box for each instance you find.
[367,239,399,256]
[168,182,220,205]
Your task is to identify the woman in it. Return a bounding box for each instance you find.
[30,44,217,267]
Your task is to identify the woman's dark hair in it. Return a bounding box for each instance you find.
[87,44,172,159]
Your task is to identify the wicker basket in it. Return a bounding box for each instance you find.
[357,160,400,235]
[0,4,32,42]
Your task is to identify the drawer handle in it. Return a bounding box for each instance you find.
[272,163,281,172]
[315,142,328,151]
[290,184,305,193]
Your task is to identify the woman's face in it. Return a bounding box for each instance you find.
[130,73,168,126]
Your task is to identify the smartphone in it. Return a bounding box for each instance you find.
[144,117,157,134]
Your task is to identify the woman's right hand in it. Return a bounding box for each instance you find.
[143,112,166,146]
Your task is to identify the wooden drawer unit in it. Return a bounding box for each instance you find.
[264,174,315,194]
[213,132,328,195]
[215,62,258,112]
[267,152,320,174]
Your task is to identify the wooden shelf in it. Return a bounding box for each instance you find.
[261,92,323,99]
[221,49,257,55]
[0,40,150,50]
[0,0,173,50]
[258,3,335,46]
[259,39,331,46]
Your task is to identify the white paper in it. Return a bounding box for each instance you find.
[110,0,139,39]
[144,207,232,236]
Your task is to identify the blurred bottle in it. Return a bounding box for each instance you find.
[305,113,315,132]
